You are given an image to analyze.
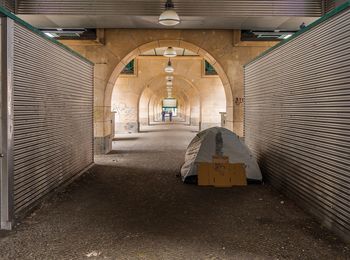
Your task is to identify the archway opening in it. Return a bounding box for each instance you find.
[110,44,230,138]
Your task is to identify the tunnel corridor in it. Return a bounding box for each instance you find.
[0,125,348,259]
[110,47,228,136]
[0,1,350,258]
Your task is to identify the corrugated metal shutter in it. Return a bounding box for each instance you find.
[324,0,348,13]
[12,21,94,216]
[0,0,15,12]
[324,0,336,12]
[16,0,322,17]
[244,5,350,242]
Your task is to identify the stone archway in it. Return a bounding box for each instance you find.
[106,40,233,130]
[111,55,227,134]
[63,29,273,154]
[138,74,201,129]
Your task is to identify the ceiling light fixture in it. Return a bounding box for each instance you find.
[164,47,177,58]
[165,59,174,73]
[159,0,180,26]
[166,80,173,86]
[44,32,56,38]
[283,34,292,40]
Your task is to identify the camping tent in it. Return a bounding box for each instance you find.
[181,127,262,183]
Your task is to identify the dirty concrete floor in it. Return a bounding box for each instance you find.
[0,125,349,260]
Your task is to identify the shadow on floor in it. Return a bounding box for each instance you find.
[107,149,171,155]
[112,137,139,141]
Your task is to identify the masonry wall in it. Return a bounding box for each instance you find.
[111,56,225,134]
[62,29,275,153]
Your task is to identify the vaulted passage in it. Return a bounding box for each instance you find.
[1,0,350,258]
[111,47,227,134]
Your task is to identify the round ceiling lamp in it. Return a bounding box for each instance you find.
[165,59,174,73]
[159,0,180,26]
[164,47,177,58]
[166,80,173,86]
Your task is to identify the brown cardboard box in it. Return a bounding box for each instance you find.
[198,162,247,187]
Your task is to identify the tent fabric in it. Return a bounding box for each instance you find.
[181,127,262,182]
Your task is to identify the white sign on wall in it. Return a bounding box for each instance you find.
[163,98,177,108]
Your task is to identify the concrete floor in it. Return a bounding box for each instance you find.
[0,125,349,259]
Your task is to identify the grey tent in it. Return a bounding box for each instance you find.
[181,127,262,183]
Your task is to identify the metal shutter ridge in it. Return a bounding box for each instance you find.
[244,4,350,242]
[12,21,94,216]
[0,0,15,12]
[324,0,337,12]
[17,0,322,17]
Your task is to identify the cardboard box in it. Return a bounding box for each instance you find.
[197,162,247,187]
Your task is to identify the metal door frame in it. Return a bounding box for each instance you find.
[0,17,14,230]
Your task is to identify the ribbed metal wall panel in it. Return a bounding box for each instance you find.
[16,0,322,17]
[324,0,336,12]
[324,0,348,12]
[0,0,15,12]
[11,21,93,216]
[244,5,350,242]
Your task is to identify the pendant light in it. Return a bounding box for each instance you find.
[166,75,174,81]
[166,80,173,86]
[164,47,177,58]
[159,0,180,26]
[165,59,174,73]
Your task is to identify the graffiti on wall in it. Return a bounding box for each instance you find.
[112,102,137,122]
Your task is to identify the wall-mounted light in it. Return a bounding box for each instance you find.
[159,0,180,26]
